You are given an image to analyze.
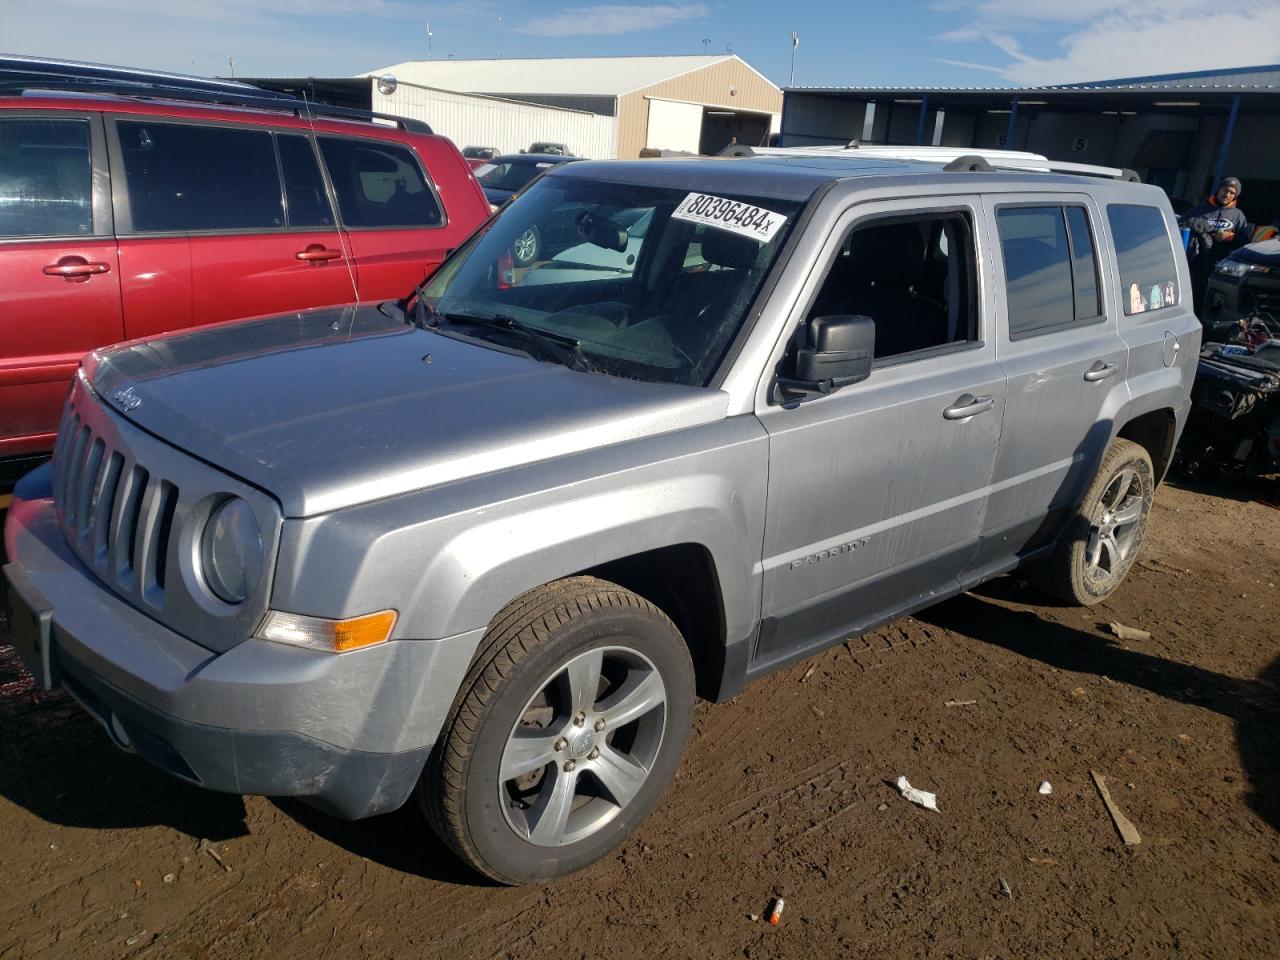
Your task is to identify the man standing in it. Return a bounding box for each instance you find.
[1180,177,1248,312]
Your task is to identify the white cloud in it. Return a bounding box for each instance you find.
[936,1,1280,85]
[516,4,709,37]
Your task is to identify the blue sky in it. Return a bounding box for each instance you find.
[4,1,1278,87]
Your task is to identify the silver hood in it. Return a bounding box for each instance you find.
[84,305,728,517]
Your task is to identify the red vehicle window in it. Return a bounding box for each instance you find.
[0,117,93,237]
[317,136,443,228]
[118,120,283,232]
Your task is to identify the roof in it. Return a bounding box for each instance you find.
[363,55,752,98]
[787,63,1280,95]
[547,153,1145,203]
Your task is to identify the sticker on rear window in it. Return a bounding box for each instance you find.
[671,193,787,243]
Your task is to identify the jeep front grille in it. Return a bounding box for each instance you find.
[53,406,180,610]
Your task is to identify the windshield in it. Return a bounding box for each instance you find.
[475,160,557,193]
[421,175,804,386]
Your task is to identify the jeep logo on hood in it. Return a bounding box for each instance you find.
[109,385,143,412]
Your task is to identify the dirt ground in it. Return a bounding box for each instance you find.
[1,476,1277,960]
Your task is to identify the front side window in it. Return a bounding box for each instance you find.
[317,137,442,228]
[118,121,283,232]
[0,117,93,238]
[805,211,979,361]
[998,205,1102,339]
[1107,204,1179,315]
[422,176,803,386]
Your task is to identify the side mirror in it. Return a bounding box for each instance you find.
[775,315,875,401]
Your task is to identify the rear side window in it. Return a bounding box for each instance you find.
[118,121,283,232]
[1107,204,1179,315]
[277,134,334,228]
[0,117,93,238]
[998,205,1102,339]
[317,137,443,228]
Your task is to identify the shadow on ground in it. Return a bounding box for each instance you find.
[919,580,1280,833]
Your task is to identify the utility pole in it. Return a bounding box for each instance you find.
[789,31,798,87]
[426,21,433,57]
[227,56,235,77]
[497,16,504,59]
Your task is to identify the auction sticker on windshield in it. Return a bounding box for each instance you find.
[671,193,788,243]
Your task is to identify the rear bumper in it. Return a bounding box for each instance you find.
[3,465,483,819]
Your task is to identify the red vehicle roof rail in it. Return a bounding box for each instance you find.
[0,55,433,135]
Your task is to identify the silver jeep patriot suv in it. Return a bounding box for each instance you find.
[3,149,1199,883]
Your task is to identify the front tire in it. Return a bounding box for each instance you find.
[1030,438,1154,605]
[419,577,694,884]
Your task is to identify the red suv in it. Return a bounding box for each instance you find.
[0,59,490,464]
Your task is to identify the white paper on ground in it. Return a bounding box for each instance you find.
[896,775,939,812]
[1038,781,1053,795]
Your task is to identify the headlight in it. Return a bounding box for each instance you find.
[1216,259,1269,277]
[201,497,263,604]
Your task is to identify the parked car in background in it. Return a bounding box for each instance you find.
[473,153,583,264]
[1202,238,1280,341]
[526,141,571,156]
[461,145,498,169]
[4,146,1199,886]
[0,56,490,465]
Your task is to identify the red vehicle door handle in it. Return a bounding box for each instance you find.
[44,256,111,282]
[296,244,343,263]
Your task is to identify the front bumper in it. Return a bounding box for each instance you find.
[1203,271,1280,340]
[3,466,483,819]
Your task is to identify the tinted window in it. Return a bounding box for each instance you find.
[119,121,283,232]
[0,118,92,238]
[1107,204,1179,315]
[1065,206,1101,320]
[807,212,978,360]
[277,134,333,228]
[317,137,441,228]
[999,206,1082,339]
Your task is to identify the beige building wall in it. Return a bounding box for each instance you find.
[616,59,783,159]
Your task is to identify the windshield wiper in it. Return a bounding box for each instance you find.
[441,311,598,373]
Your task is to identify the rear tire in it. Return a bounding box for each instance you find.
[419,577,694,884]
[1029,438,1154,606]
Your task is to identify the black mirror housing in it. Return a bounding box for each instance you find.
[793,314,875,388]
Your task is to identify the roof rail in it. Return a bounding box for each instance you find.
[0,55,432,135]
[942,154,1141,182]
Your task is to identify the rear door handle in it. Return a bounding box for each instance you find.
[1083,361,1118,382]
[943,393,995,420]
[43,257,111,281]
[296,244,343,262]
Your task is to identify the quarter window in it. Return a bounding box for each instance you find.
[1107,204,1179,315]
[317,137,442,228]
[0,118,93,238]
[998,205,1102,339]
[806,211,979,361]
[118,121,283,232]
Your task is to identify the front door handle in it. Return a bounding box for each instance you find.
[44,256,111,282]
[943,393,995,420]
[1083,360,1118,382]
[296,244,343,263]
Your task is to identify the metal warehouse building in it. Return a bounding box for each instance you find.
[363,55,782,159]
[779,64,1280,222]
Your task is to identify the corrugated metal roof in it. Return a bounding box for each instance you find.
[786,63,1280,95]
[364,55,749,98]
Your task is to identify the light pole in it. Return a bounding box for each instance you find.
[789,32,798,87]
[427,21,433,57]
[498,16,504,59]
[702,38,710,54]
